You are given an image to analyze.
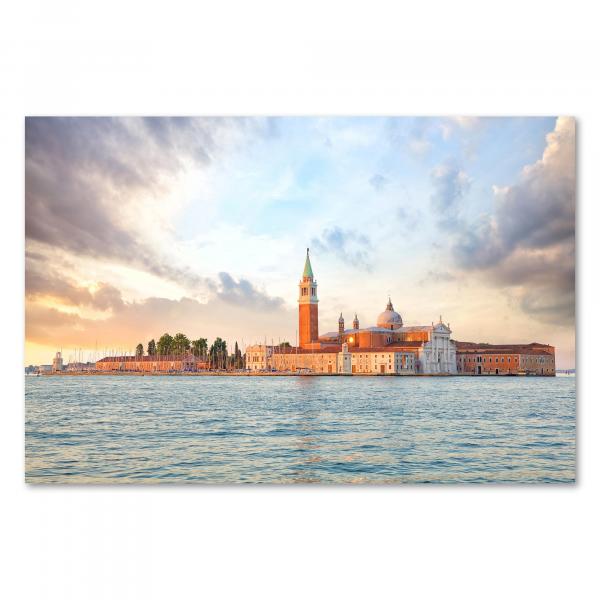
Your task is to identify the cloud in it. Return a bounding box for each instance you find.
[25,290,291,351]
[430,162,472,230]
[25,117,270,289]
[451,117,575,324]
[25,267,125,311]
[215,272,285,309]
[369,173,389,191]
[448,116,481,130]
[311,227,373,270]
[419,270,458,286]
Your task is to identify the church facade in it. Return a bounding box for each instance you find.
[251,249,458,375]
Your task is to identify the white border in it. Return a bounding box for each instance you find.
[2,2,598,598]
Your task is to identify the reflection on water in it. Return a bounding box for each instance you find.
[25,375,576,484]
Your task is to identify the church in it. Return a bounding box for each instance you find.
[247,249,457,374]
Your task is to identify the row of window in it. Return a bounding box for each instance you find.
[462,355,516,363]
[461,355,553,364]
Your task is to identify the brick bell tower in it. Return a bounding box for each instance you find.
[298,248,319,348]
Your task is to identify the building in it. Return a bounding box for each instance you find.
[293,249,456,374]
[96,354,208,372]
[52,351,64,372]
[246,345,274,371]
[246,250,456,375]
[456,342,556,376]
[298,249,319,348]
[65,361,96,372]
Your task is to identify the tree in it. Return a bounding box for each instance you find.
[209,338,227,369]
[135,343,144,358]
[157,333,173,355]
[147,339,156,356]
[279,341,291,348]
[172,332,191,355]
[233,341,243,369]
[191,338,208,358]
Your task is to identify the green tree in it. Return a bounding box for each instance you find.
[233,341,243,369]
[172,332,191,355]
[209,338,227,369]
[191,338,208,358]
[135,343,144,357]
[279,341,291,348]
[147,339,157,356]
[157,333,173,356]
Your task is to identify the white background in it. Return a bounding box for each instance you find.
[1,1,598,598]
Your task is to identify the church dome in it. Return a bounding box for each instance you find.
[376,298,403,329]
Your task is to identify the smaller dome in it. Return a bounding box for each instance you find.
[376,298,403,329]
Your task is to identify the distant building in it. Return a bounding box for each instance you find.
[273,249,456,374]
[455,342,555,376]
[65,361,96,372]
[270,343,416,374]
[96,354,207,372]
[246,345,274,371]
[52,351,63,372]
[245,250,555,376]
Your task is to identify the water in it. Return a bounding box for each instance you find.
[25,375,576,484]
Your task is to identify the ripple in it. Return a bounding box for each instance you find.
[25,375,576,484]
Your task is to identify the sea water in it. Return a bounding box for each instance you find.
[25,375,576,484]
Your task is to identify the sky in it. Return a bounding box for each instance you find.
[24,116,576,368]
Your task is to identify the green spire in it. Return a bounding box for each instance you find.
[303,248,314,278]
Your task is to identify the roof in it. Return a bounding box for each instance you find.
[319,325,435,340]
[274,342,423,355]
[276,346,342,355]
[455,342,554,356]
[348,346,418,353]
[303,249,314,278]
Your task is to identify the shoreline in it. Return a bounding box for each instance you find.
[28,371,557,378]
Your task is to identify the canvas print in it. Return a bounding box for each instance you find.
[25,117,576,483]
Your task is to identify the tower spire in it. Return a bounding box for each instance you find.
[303,247,314,279]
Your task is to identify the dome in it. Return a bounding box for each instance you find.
[376,298,403,329]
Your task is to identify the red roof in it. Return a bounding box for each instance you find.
[455,342,554,356]
[273,344,419,355]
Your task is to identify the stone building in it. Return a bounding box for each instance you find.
[262,343,416,374]
[455,342,556,376]
[96,354,207,372]
[246,344,274,371]
[52,351,63,372]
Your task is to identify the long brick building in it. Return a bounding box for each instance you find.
[455,342,555,376]
[96,354,208,372]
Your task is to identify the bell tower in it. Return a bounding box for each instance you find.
[298,248,319,348]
